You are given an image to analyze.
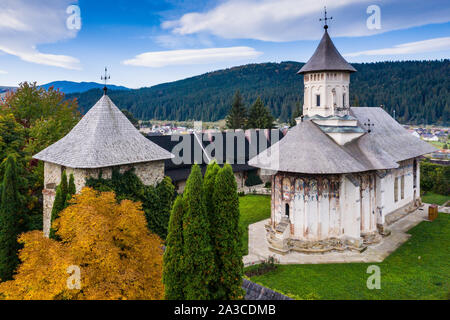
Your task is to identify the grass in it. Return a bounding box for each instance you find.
[247,214,450,300]
[422,192,450,206]
[239,195,271,255]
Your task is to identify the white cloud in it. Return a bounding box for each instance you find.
[163,0,450,42]
[0,0,81,69]
[0,70,8,75]
[123,47,262,67]
[345,37,450,57]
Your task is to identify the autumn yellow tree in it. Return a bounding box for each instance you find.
[0,188,164,300]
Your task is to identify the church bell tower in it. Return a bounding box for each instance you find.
[298,8,356,118]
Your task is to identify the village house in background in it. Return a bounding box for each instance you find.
[33,91,174,237]
[249,24,437,254]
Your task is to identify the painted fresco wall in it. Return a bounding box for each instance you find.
[273,173,343,241]
[272,171,382,243]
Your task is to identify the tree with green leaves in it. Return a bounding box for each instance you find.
[0,155,21,281]
[49,171,70,239]
[203,161,220,223]
[182,164,215,300]
[246,97,274,129]
[68,173,76,196]
[156,176,175,240]
[212,164,244,299]
[121,109,140,129]
[226,90,247,129]
[163,195,185,300]
[290,102,302,127]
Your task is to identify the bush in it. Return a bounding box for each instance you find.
[420,161,450,196]
[86,169,175,240]
[245,171,263,187]
[264,181,272,189]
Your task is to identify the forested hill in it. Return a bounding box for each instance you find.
[67,60,449,125]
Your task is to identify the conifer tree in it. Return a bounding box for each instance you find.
[68,173,76,197]
[203,161,221,297]
[182,164,215,299]
[163,195,185,300]
[156,176,175,240]
[203,161,220,222]
[212,164,244,300]
[247,97,274,129]
[49,171,69,239]
[226,90,247,129]
[0,155,21,281]
[290,102,302,127]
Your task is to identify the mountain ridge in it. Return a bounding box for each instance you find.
[66,60,449,125]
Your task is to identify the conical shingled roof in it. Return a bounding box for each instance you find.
[298,30,356,74]
[33,95,174,168]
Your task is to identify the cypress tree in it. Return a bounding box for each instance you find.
[156,176,175,240]
[0,155,20,281]
[183,164,215,300]
[203,161,221,298]
[49,171,69,239]
[290,102,302,127]
[203,161,220,222]
[226,90,247,129]
[163,195,185,300]
[212,164,245,300]
[60,170,68,205]
[68,173,76,197]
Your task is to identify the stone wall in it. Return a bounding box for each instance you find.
[42,160,165,237]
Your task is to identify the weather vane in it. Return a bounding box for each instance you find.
[101,67,110,95]
[364,119,375,133]
[320,6,333,30]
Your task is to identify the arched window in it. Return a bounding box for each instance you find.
[343,93,346,107]
[285,203,290,218]
[332,88,336,107]
[316,94,321,107]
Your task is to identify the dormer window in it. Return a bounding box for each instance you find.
[316,94,321,107]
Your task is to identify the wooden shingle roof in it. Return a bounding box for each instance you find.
[33,95,173,168]
[298,30,356,74]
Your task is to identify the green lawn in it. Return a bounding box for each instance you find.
[248,214,450,300]
[422,192,450,206]
[239,195,271,255]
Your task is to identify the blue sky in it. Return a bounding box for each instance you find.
[0,0,449,88]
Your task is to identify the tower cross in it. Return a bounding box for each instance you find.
[320,6,333,30]
[101,67,110,95]
[364,119,375,133]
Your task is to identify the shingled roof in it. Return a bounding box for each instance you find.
[249,107,437,174]
[298,30,356,74]
[33,95,173,168]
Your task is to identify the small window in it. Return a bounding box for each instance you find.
[394,177,399,202]
[285,203,290,218]
[401,175,405,200]
[343,93,346,107]
[316,95,321,107]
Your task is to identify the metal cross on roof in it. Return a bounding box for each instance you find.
[364,119,375,133]
[101,67,110,95]
[320,6,333,30]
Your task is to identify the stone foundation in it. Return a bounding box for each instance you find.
[266,222,383,255]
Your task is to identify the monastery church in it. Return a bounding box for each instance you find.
[34,19,435,254]
[249,24,436,253]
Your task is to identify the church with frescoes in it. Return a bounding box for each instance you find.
[249,19,436,254]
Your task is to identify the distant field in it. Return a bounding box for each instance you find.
[247,214,450,300]
[239,195,271,255]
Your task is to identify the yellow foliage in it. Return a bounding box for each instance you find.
[0,188,164,300]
